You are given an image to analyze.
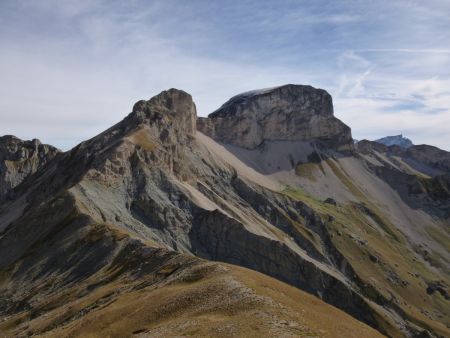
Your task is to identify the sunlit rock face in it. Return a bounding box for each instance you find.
[197,84,353,152]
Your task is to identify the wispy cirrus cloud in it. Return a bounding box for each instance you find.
[356,49,450,54]
[0,0,449,150]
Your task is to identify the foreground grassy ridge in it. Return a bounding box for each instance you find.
[0,265,383,338]
[0,222,383,338]
[283,159,450,337]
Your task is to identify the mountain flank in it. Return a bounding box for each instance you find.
[0,136,59,201]
[0,86,449,338]
[375,135,414,149]
[198,84,353,152]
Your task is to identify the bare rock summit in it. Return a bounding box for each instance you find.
[375,134,413,148]
[198,84,353,151]
[0,135,59,200]
[1,86,449,338]
[132,88,197,139]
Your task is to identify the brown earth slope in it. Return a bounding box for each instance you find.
[0,86,449,337]
[0,215,382,338]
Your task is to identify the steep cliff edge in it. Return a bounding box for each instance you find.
[0,136,59,200]
[1,86,449,338]
[197,84,353,152]
[0,88,383,337]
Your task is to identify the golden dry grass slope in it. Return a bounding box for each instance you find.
[2,88,449,338]
[0,254,383,338]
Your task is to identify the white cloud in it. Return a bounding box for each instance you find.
[328,42,450,150]
[0,1,449,150]
[357,49,450,54]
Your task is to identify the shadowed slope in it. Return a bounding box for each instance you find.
[0,191,382,338]
[0,87,448,337]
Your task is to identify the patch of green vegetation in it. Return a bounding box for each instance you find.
[325,159,366,200]
[295,163,321,181]
[390,156,430,179]
[351,203,401,241]
[325,159,401,241]
[283,184,399,243]
[424,225,450,252]
[283,186,323,209]
[284,185,363,229]
[283,178,450,335]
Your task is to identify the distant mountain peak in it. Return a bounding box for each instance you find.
[374,134,413,148]
[1,87,449,338]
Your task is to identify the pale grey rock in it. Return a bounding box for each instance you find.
[356,139,450,218]
[406,144,450,173]
[356,139,450,175]
[375,134,413,148]
[132,88,197,139]
[198,84,353,152]
[1,87,448,338]
[356,139,388,154]
[0,135,59,200]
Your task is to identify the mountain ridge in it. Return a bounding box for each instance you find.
[375,135,414,149]
[198,84,353,152]
[0,86,449,338]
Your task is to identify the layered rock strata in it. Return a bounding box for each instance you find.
[197,84,353,152]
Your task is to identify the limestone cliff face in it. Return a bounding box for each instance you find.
[1,88,449,338]
[0,135,59,199]
[197,84,353,152]
[129,88,197,176]
[72,88,197,181]
[132,88,196,141]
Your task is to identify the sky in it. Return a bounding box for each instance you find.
[1,0,449,150]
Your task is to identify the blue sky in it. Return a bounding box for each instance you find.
[1,0,449,150]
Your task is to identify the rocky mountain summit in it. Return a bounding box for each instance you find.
[375,135,414,148]
[0,135,59,200]
[198,84,353,152]
[0,86,449,338]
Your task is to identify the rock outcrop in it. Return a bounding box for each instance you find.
[356,139,450,219]
[0,135,59,200]
[132,88,197,140]
[130,88,197,176]
[73,88,197,179]
[1,86,449,338]
[197,84,353,152]
[375,134,413,148]
[357,139,450,175]
[406,144,450,173]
